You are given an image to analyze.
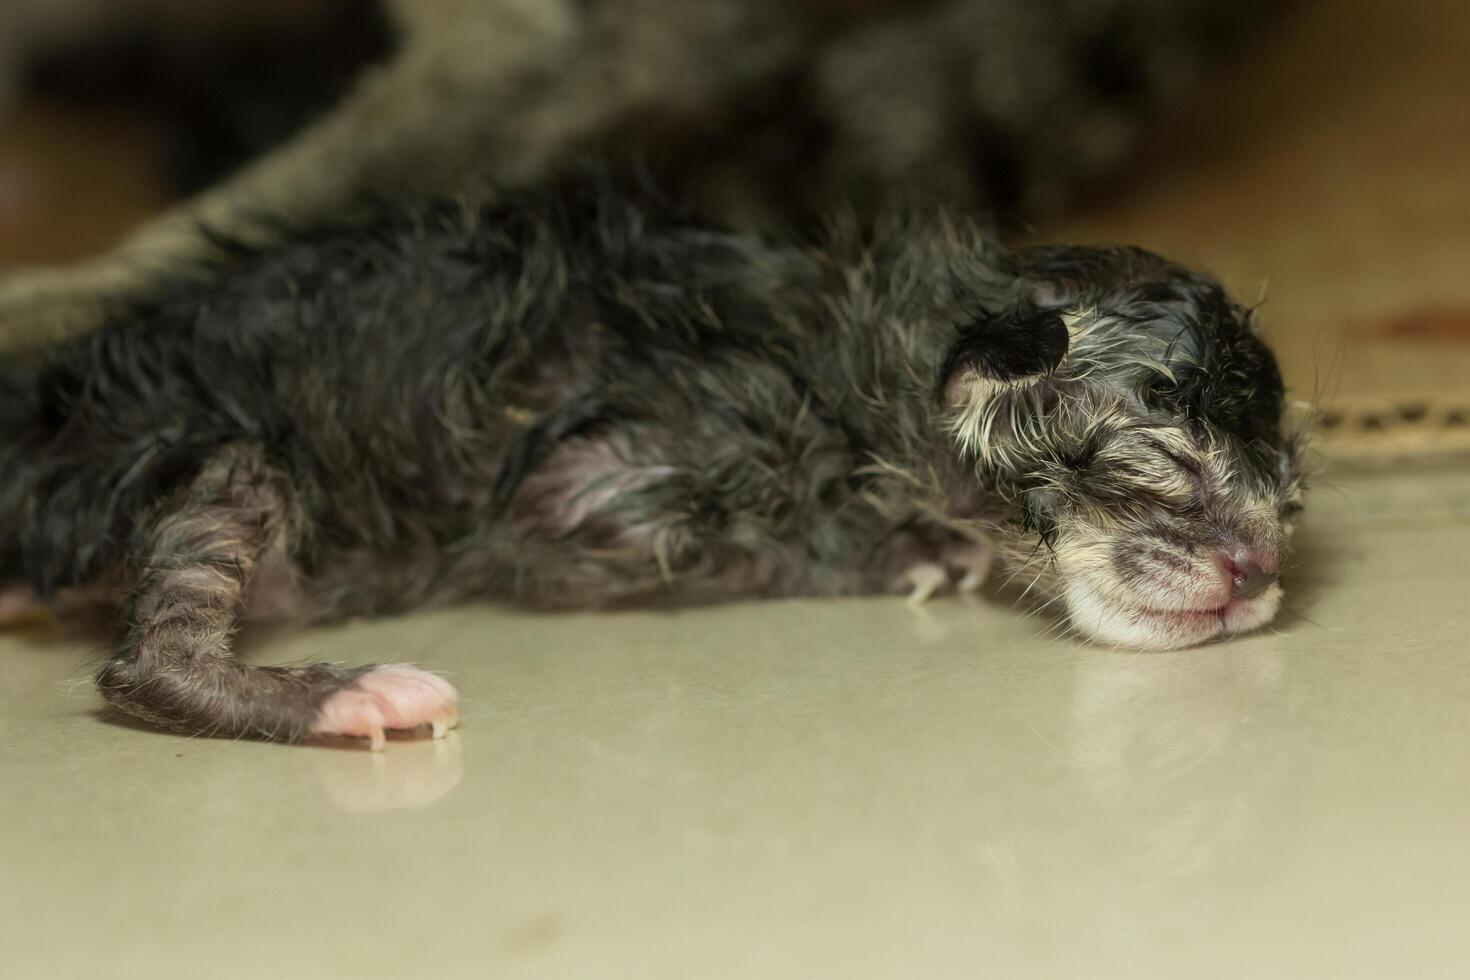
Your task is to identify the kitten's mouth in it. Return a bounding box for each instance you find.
[1063,584,1283,651]
[1110,604,1231,649]
[1134,603,1230,622]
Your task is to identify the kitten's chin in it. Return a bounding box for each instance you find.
[1062,579,1282,651]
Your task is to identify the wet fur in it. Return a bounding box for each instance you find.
[0,0,1279,354]
[0,179,1302,742]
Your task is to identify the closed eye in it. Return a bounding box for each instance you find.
[1076,438,1206,512]
[1141,437,1208,503]
[1143,437,1206,483]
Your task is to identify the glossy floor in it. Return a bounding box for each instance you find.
[2,464,1468,979]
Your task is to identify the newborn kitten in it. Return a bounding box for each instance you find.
[0,179,1304,748]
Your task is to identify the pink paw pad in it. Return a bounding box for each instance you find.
[311,664,460,751]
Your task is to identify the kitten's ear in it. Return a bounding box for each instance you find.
[940,309,1070,408]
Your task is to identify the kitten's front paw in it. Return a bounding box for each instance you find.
[903,562,951,606]
[311,664,460,751]
[900,542,994,605]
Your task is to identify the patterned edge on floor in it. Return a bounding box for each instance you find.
[1310,397,1470,463]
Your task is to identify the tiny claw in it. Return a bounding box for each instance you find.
[905,562,949,607]
[957,561,992,594]
[309,665,462,749]
[432,718,448,739]
[952,544,994,595]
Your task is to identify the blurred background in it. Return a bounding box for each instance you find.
[0,0,1467,456]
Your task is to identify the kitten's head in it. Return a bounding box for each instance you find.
[942,244,1304,650]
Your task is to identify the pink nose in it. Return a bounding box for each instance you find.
[1224,550,1278,600]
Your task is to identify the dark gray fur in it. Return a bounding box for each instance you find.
[0,178,1301,741]
[0,0,1282,355]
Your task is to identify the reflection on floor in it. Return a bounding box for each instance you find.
[1,464,1466,978]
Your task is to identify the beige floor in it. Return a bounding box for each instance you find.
[2,463,1467,979]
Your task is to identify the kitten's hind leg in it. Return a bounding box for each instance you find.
[94,445,458,749]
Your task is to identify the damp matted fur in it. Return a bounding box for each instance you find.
[0,0,1279,354]
[0,177,1304,746]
